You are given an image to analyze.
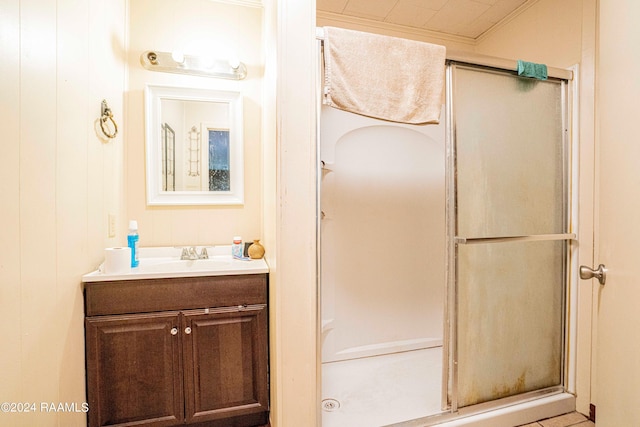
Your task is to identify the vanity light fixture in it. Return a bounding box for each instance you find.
[140,50,247,80]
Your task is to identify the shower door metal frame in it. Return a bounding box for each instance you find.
[442,61,577,417]
[315,27,579,426]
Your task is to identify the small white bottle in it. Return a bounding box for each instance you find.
[232,236,243,258]
[127,220,139,267]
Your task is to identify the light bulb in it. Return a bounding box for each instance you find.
[229,56,240,70]
[171,51,185,64]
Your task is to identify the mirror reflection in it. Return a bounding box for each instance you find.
[160,98,230,192]
[145,85,243,205]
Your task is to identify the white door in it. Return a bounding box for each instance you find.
[594,1,640,425]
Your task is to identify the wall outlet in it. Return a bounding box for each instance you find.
[108,214,116,238]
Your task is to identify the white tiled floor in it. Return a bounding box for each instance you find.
[519,411,595,427]
[321,347,443,427]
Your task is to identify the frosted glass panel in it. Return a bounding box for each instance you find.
[451,65,569,409]
[455,67,565,238]
[456,240,564,407]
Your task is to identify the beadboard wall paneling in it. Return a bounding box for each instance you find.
[0,1,126,425]
[0,0,22,417]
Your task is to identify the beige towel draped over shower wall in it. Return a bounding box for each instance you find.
[322,26,446,125]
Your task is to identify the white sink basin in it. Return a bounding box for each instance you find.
[82,246,268,282]
[142,257,234,272]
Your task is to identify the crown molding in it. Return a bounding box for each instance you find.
[317,10,476,46]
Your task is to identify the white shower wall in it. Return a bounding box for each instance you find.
[321,105,446,363]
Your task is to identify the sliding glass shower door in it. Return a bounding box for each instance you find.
[447,63,571,409]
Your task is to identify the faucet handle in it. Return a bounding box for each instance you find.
[199,247,209,259]
[188,247,198,259]
[180,247,190,260]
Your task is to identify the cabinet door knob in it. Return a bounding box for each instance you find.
[184,327,192,334]
[170,327,178,336]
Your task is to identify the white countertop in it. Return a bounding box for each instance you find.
[82,246,269,282]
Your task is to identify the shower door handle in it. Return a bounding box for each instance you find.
[579,264,607,285]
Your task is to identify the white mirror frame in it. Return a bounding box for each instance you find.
[144,84,244,205]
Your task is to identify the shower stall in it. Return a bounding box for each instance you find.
[318,40,578,427]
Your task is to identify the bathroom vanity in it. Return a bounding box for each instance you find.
[82,248,269,427]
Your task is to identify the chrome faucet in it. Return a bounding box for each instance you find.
[180,247,209,260]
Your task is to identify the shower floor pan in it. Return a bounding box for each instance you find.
[321,347,443,427]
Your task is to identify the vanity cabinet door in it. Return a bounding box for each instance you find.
[182,305,269,426]
[85,312,184,427]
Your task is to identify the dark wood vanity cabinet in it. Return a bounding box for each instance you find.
[182,306,268,425]
[84,274,269,427]
[85,312,184,427]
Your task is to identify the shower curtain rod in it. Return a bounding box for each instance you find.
[315,27,573,81]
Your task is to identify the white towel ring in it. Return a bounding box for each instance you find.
[100,99,118,139]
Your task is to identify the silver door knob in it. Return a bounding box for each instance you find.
[579,264,607,285]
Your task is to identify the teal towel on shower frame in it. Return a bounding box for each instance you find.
[517,59,548,80]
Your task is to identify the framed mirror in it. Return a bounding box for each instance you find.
[144,85,243,205]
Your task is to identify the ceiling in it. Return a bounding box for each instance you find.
[316,0,532,40]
